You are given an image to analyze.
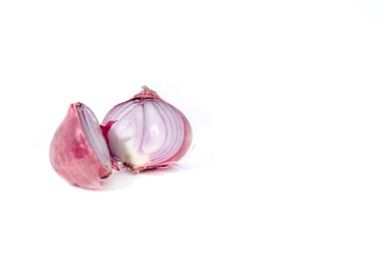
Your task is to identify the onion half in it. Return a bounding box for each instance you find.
[102,86,192,172]
[49,103,112,189]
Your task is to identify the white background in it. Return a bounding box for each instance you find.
[0,0,383,255]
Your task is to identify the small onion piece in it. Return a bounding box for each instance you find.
[102,86,192,172]
[50,103,112,189]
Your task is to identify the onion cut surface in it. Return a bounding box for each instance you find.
[102,87,192,172]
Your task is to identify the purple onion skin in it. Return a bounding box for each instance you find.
[49,103,111,189]
[102,87,192,172]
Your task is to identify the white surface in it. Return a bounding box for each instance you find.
[0,0,384,255]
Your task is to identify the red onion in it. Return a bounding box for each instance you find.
[49,87,192,189]
[49,103,112,189]
[102,86,192,172]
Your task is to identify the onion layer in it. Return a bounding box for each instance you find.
[102,86,192,172]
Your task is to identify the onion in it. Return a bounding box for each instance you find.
[102,86,192,172]
[49,103,112,189]
[49,87,192,189]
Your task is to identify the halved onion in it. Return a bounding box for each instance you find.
[102,86,192,172]
[49,103,111,189]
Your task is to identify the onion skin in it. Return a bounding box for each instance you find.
[49,103,111,189]
[102,87,192,172]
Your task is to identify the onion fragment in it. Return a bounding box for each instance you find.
[49,103,112,189]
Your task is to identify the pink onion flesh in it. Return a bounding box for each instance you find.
[102,86,192,172]
[49,103,112,189]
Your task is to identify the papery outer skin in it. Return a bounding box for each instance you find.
[102,87,193,172]
[133,86,160,99]
[49,103,111,189]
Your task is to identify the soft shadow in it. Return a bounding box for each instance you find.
[99,144,209,190]
[101,170,138,191]
[138,164,188,176]
[99,164,191,191]
[100,164,187,190]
